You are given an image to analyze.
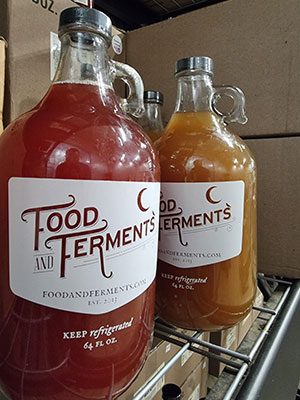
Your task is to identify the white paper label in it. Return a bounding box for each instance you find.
[188,384,200,400]
[112,35,123,55]
[72,0,94,6]
[74,0,89,5]
[226,326,238,348]
[158,181,244,268]
[181,349,193,366]
[9,178,160,314]
[225,326,237,349]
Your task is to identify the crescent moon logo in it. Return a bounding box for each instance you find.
[137,188,149,212]
[206,186,221,204]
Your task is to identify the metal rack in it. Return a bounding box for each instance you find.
[132,277,300,400]
[0,277,299,400]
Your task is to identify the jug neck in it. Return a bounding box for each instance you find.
[174,72,214,113]
[143,102,164,131]
[53,30,112,90]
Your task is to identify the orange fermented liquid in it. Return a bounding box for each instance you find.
[0,82,159,399]
[156,110,257,331]
[146,130,163,143]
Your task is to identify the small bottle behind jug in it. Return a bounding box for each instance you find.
[156,56,257,331]
[162,384,182,400]
[139,90,164,142]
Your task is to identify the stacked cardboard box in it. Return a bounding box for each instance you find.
[0,0,124,127]
[181,357,209,400]
[209,288,264,377]
[245,137,300,278]
[0,0,77,126]
[119,330,209,400]
[238,288,264,344]
[209,325,239,377]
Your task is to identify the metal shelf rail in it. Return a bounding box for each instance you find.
[132,277,300,400]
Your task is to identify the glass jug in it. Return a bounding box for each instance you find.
[139,90,164,142]
[0,7,160,400]
[156,56,257,331]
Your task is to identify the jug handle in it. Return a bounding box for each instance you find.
[212,85,248,125]
[110,60,145,118]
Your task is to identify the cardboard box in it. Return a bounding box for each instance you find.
[237,311,253,346]
[181,357,209,400]
[209,325,238,377]
[126,0,300,138]
[118,337,178,400]
[0,38,5,134]
[119,331,209,400]
[0,0,76,125]
[200,358,209,399]
[238,288,264,344]
[4,0,300,138]
[167,331,209,388]
[209,287,264,377]
[252,286,264,323]
[245,137,300,278]
[0,0,125,126]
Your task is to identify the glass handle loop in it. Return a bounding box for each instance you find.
[212,85,248,125]
[110,60,145,118]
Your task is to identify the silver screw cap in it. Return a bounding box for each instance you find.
[175,56,213,76]
[59,7,112,44]
[144,91,164,105]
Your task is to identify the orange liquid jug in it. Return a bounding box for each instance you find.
[156,57,257,331]
[0,8,160,400]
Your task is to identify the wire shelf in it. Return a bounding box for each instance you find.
[132,276,300,400]
[1,277,299,400]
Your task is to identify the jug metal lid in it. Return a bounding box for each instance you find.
[144,91,164,104]
[175,56,213,76]
[59,7,112,43]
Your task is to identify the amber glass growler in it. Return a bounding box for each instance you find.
[156,56,257,331]
[0,7,160,400]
